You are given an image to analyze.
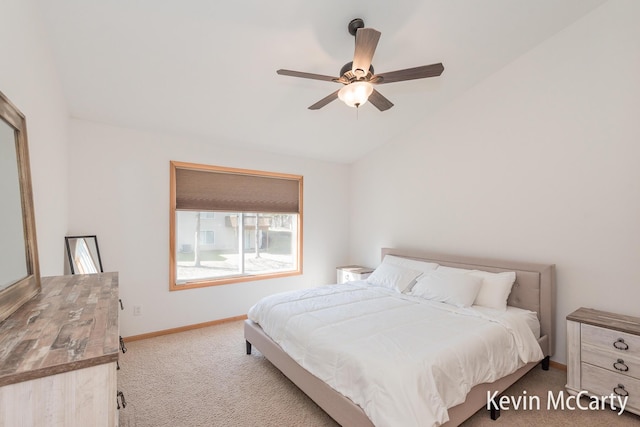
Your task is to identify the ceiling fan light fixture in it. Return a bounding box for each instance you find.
[338,81,374,108]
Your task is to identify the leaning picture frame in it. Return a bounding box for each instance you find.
[65,235,104,274]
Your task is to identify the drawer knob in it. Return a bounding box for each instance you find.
[613,359,629,372]
[613,338,629,351]
[613,384,629,398]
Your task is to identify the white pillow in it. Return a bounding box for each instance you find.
[366,263,423,293]
[468,270,517,311]
[410,270,483,308]
[382,255,439,275]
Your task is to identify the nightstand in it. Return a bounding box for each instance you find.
[566,307,640,416]
[336,265,374,284]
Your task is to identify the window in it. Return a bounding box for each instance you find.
[199,230,214,245]
[170,161,303,290]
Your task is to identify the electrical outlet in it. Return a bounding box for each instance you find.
[133,305,142,316]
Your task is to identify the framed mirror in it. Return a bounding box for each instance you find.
[0,91,40,323]
[65,235,103,274]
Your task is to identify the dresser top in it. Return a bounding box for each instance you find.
[0,273,119,387]
[567,307,640,336]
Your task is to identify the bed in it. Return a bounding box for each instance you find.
[244,248,555,426]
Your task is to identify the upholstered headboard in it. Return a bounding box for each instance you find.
[381,248,556,357]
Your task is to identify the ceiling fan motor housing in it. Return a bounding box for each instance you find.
[340,62,374,82]
[348,18,365,36]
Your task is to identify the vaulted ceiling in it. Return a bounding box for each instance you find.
[35,0,607,163]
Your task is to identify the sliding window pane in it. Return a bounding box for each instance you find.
[242,213,297,275]
[175,211,242,284]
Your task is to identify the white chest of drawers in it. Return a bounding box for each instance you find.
[336,265,374,284]
[566,307,640,416]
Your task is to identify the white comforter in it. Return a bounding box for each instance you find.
[248,282,543,427]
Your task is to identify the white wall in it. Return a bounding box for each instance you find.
[68,119,350,336]
[0,0,69,276]
[6,0,638,364]
[349,0,640,364]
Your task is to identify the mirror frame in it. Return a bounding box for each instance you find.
[65,235,104,274]
[0,91,40,323]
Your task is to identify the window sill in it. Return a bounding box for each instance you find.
[170,269,302,291]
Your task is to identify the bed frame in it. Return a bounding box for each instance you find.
[245,248,556,426]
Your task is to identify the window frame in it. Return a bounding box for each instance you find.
[169,161,303,291]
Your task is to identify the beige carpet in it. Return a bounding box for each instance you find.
[118,320,639,427]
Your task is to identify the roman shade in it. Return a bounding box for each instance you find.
[174,165,301,214]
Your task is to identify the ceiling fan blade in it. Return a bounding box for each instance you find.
[368,89,394,111]
[352,28,381,76]
[277,69,339,82]
[375,63,444,84]
[308,90,340,110]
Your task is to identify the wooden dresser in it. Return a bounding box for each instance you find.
[0,273,120,427]
[566,307,640,415]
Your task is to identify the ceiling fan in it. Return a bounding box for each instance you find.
[277,18,444,111]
